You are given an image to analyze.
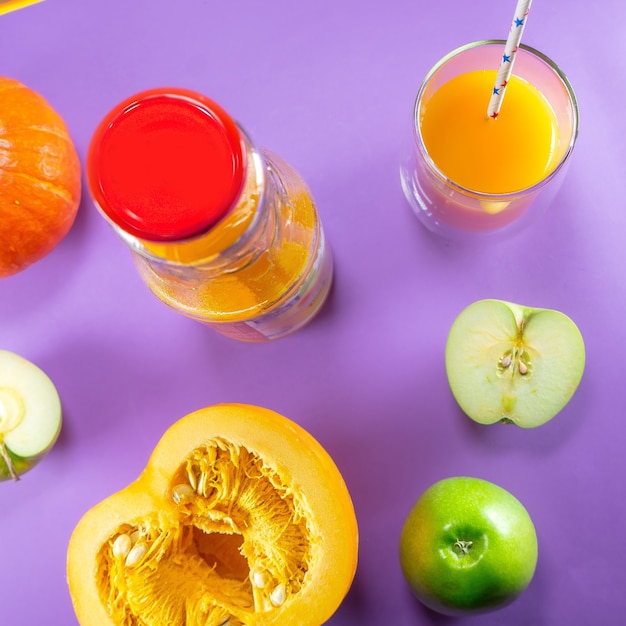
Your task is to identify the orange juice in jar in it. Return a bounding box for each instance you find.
[88,89,332,341]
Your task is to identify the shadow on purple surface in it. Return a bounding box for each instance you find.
[0,185,94,322]
[455,378,590,458]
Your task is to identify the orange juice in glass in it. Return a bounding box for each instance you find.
[400,41,578,238]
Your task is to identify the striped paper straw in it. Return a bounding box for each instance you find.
[487,0,533,119]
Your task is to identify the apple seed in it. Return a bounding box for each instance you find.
[498,349,532,377]
[500,354,513,369]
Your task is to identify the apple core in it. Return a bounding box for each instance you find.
[445,299,585,428]
[0,388,24,433]
[0,350,62,481]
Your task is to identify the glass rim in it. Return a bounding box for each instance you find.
[412,39,579,201]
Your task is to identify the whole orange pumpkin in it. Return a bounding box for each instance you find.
[0,77,81,278]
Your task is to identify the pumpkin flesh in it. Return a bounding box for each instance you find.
[67,404,358,626]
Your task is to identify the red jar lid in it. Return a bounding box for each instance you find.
[88,88,245,242]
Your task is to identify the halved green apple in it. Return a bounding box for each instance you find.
[445,300,585,428]
[0,350,62,480]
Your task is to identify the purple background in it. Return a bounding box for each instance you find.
[0,1,622,624]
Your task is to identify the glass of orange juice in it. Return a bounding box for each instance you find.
[400,40,578,239]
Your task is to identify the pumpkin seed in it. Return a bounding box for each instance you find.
[172,483,194,504]
[196,471,207,496]
[125,542,147,568]
[185,465,197,490]
[112,534,132,559]
[270,583,286,607]
[252,569,267,589]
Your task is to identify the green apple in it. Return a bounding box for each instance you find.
[445,299,585,428]
[0,350,62,481]
[399,476,538,616]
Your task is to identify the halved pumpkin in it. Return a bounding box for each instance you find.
[67,404,358,626]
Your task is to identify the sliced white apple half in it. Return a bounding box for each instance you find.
[445,300,585,428]
[0,350,62,481]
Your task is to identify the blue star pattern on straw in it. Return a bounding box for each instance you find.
[487,0,534,119]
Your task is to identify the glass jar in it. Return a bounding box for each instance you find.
[87,88,333,341]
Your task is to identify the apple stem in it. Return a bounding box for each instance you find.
[454,539,473,556]
[0,442,19,481]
